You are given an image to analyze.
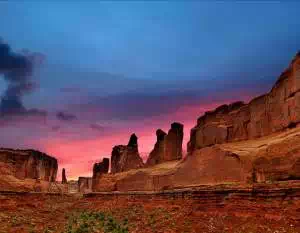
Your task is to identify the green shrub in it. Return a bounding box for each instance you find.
[64,211,129,233]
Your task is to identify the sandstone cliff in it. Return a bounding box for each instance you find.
[92,158,109,190]
[92,53,300,192]
[111,134,144,173]
[0,148,57,182]
[146,122,183,166]
[78,177,93,193]
[188,53,300,153]
[0,148,58,191]
[92,126,300,192]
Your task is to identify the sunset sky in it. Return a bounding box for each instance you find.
[1,2,300,179]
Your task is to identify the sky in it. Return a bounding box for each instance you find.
[1,2,300,179]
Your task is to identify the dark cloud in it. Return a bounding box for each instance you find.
[77,87,261,121]
[51,126,61,132]
[56,111,77,122]
[0,39,45,117]
[90,123,104,132]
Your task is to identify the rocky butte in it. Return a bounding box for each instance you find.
[92,53,300,192]
[111,134,144,173]
[0,148,58,191]
[62,168,67,184]
[146,122,184,166]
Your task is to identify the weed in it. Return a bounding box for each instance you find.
[64,211,129,233]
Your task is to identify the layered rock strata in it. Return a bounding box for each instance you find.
[0,148,57,182]
[146,123,183,166]
[188,53,300,153]
[93,54,300,192]
[93,127,300,191]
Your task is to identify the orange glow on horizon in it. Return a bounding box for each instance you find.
[41,91,256,180]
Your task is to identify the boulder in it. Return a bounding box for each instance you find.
[146,122,184,166]
[111,134,144,173]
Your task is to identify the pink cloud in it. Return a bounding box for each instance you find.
[38,90,256,180]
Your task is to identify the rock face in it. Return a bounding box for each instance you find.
[188,53,300,154]
[92,158,109,189]
[93,126,300,192]
[146,123,184,166]
[0,148,57,182]
[78,177,93,193]
[92,53,300,192]
[62,168,67,184]
[93,158,109,178]
[111,134,144,173]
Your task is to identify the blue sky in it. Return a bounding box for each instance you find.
[0,2,300,178]
[1,2,300,79]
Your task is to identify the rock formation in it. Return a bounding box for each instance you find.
[78,177,92,193]
[111,134,144,173]
[0,148,57,182]
[0,148,58,191]
[62,168,67,184]
[146,122,184,166]
[93,158,109,178]
[92,53,300,192]
[188,53,300,153]
[92,158,109,190]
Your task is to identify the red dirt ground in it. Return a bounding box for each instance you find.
[0,184,300,233]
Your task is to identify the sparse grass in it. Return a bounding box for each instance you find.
[64,211,129,233]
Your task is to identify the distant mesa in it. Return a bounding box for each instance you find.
[0,148,57,182]
[0,148,58,192]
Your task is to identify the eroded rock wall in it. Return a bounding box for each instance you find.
[111,134,144,173]
[188,54,300,153]
[93,54,300,192]
[0,148,58,182]
[93,158,109,178]
[146,123,184,166]
[93,126,300,192]
[78,177,93,193]
[92,158,109,189]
